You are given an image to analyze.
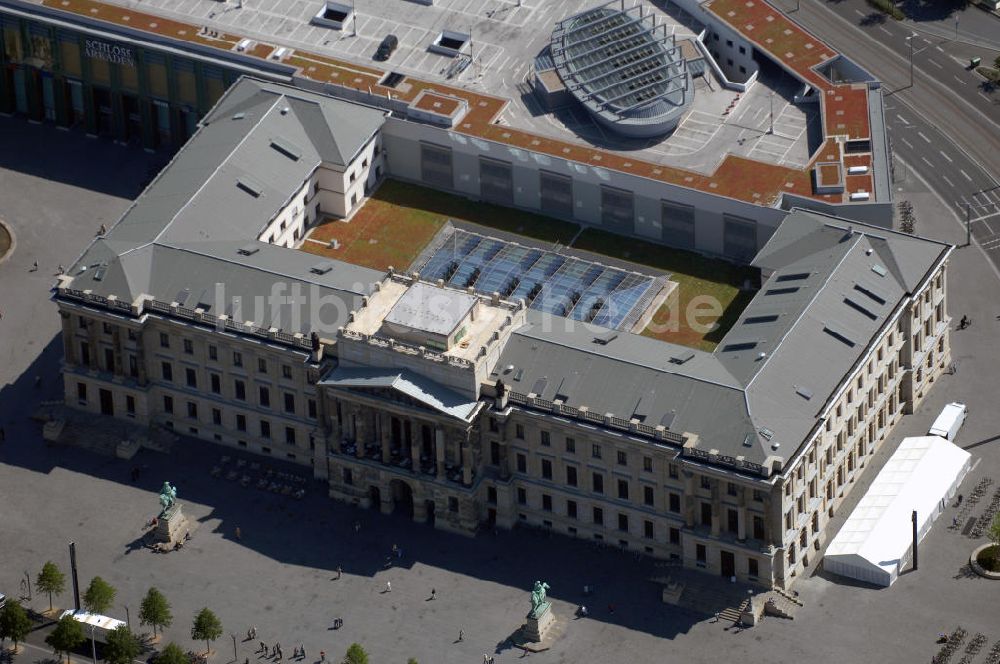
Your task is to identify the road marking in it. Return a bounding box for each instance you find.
[921,156,934,167]
[942,174,955,187]
[853,8,865,16]
[896,113,909,125]
[878,26,892,36]
[935,45,945,53]
[939,151,953,163]
[960,169,973,182]
[927,58,944,69]
[900,137,914,149]
[980,91,993,102]
[953,74,967,85]
[917,131,931,143]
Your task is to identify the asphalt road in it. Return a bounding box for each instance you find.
[769,0,1000,185]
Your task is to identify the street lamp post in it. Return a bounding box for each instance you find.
[767,92,774,135]
[907,36,914,88]
[125,605,131,630]
[231,633,238,663]
[90,626,98,664]
[351,0,357,36]
[955,15,960,41]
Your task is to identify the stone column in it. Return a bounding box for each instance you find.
[329,399,342,447]
[87,320,99,371]
[683,472,696,528]
[435,426,446,478]
[354,406,367,459]
[60,313,77,366]
[461,439,472,486]
[737,489,747,541]
[410,419,422,474]
[380,413,392,463]
[710,482,721,537]
[135,331,148,386]
[111,326,123,376]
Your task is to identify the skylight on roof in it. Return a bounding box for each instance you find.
[844,297,877,320]
[823,325,856,347]
[853,283,886,305]
[795,385,813,400]
[775,272,810,282]
[744,314,779,324]
[270,137,302,161]
[237,178,263,198]
[722,341,758,352]
[765,286,800,296]
[310,262,336,275]
[871,264,888,277]
[669,350,694,364]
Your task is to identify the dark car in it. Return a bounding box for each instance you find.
[375,34,398,61]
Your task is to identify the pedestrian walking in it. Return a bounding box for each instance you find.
[458,629,464,642]
[385,581,391,593]
[292,648,298,659]
[30,261,38,272]
[430,588,436,600]
[235,526,242,540]
[336,565,342,580]
[259,641,266,654]
[319,652,325,663]
[483,654,489,664]
[397,546,403,559]
[299,646,305,659]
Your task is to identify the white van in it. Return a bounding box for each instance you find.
[928,402,968,441]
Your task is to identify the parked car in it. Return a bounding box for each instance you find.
[929,402,968,441]
[374,34,398,61]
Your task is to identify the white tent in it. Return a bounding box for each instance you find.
[824,435,971,587]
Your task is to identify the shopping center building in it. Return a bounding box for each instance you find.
[50,70,952,590]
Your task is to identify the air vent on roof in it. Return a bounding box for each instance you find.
[238,244,260,256]
[196,302,212,312]
[758,427,774,441]
[775,272,810,282]
[669,350,694,364]
[823,325,856,347]
[744,314,779,324]
[531,377,548,395]
[794,385,813,400]
[92,267,106,282]
[853,283,886,305]
[843,297,877,320]
[237,178,263,198]
[765,286,800,296]
[175,288,191,305]
[593,331,618,345]
[660,411,676,429]
[309,262,336,275]
[722,341,757,352]
[270,137,302,161]
[513,368,524,382]
[742,433,753,447]
[871,264,888,277]
[232,112,246,120]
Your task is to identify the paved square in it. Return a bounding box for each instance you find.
[2,118,1000,664]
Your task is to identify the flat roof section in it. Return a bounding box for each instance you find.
[384,281,477,337]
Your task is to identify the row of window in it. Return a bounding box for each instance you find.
[160,394,308,447]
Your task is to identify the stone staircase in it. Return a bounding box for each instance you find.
[656,568,754,624]
[762,590,800,619]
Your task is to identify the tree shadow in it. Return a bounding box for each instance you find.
[953,562,980,579]
[859,11,888,26]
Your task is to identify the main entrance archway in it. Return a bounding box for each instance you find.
[389,479,414,518]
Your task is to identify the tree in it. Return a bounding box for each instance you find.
[994,54,1000,71]
[0,601,33,651]
[406,659,419,664]
[989,512,1000,549]
[190,608,222,656]
[45,615,85,664]
[36,561,67,613]
[139,587,173,637]
[155,643,189,664]
[343,643,369,664]
[104,625,142,664]
[83,576,117,615]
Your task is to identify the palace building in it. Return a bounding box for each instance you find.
[52,75,952,589]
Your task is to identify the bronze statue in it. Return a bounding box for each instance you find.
[158,481,177,516]
[530,580,550,616]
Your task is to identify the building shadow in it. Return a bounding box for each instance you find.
[0,116,167,200]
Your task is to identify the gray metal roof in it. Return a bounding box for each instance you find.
[491,210,950,470]
[63,77,387,337]
[321,367,480,421]
[383,282,477,337]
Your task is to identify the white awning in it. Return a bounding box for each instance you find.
[823,435,971,587]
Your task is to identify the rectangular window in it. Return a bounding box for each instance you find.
[233,351,243,367]
[592,472,604,494]
[566,466,577,487]
[125,395,136,416]
[669,493,680,513]
[420,143,454,189]
[284,392,295,414]
[727,482,738,497]
[212,408,222,425]
[308,399,317,419]
[515,424,525,439]
[701,503,712,526]
[517,487,527,505]
[234,380,246,401]
[77,382,87,404]
[448,497,459,513]
[516,453,527,473]
[618,513,629,532]
[128,355,138,378]
[643,456,653,473]
[668,464,679,479]
[566,500,577,519]
[644,486,654,506]
[661,200,696,248]
[258,358,267,374]
[163,395,173,414]
[540,431,551,447]
[185,368,197,388]
[669,527,680,545]
[539,170,574,218]
[285,427,296,445]
[592,507,604,526]
[701,476,712,490]
[479,157,513,204]
[260,420,271,439]
[159,332,169,348]
[183,339,193,354]
[752,489,764,502]
[600,185,634,232]
[617,479,629,501]
[565,437,576,453]
[210,374,221,394]
[753,515,765,540]
[723,214,757,261]
[236,414,247,432]
[748,558,759,578]
[696,544,706,563]
[541,459,552,480]
[282,365,293,380]
[542,494,552,512]
[208,345,218,361]
[259,386,270,408]
[187,402,197,419]
[591,444,602,459]
[617,450,627,466]
[161,362,173,382]
[644,520,654,539]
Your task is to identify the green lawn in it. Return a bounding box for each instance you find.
[572,229,757,351]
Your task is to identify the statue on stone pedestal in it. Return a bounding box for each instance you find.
[529,580,550,617]
[158,481,178,516]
